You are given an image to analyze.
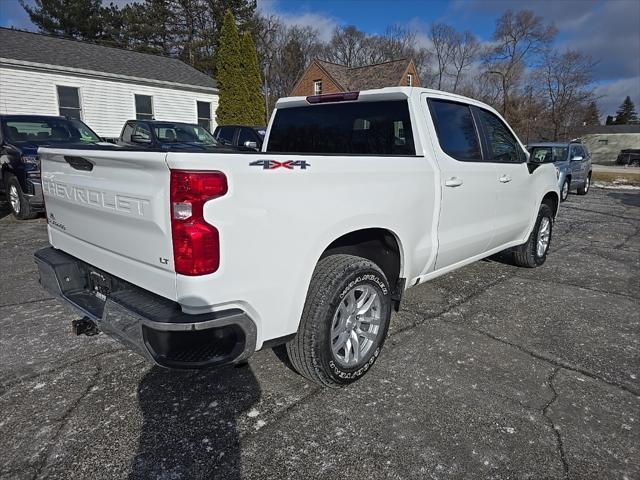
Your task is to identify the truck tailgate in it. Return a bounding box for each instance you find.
[39,148,177,300]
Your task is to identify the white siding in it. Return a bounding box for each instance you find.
[0,66,218,138]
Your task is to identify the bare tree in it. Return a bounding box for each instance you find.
[484,9,557,118]
[535,49,595,140]
[450,30,479,93]
[428,23,457,90]
[323,25,368,66]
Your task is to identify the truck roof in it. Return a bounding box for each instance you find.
[275,86,502,118]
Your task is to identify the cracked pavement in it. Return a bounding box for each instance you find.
[0,188,638,479]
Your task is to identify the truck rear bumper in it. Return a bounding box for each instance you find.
[34,247,256,369]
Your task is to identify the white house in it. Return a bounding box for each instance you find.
[0,28,219,139]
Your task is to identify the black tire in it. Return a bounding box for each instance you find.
[577,173,591,195]
[286,254,392,387]
[560,179,570,202]
[6,175,37,220]
[513,203,554,268]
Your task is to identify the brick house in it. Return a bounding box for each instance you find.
[290,58,420,96]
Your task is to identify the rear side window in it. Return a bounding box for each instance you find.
[429,99,481,161]
[554,147,568,162]
[477,108,525,163]
[266,100,415,155]
[121,123,134,143]
[216,126,235,146]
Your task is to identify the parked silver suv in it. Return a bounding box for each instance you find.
[528,141,592,201]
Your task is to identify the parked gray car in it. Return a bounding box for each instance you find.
[528,142,592,201]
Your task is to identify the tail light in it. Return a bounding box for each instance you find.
[170,170,227,276]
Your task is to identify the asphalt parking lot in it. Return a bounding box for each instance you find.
[0,187,638,480]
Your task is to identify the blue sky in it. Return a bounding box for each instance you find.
[1,0,639,116]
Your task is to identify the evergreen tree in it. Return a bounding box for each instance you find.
[582,101,600,126]
[20,0,107,40]
[605,115,614,125]
[614,96,638,124]
[241,31,266,125]
[215,10,245,125]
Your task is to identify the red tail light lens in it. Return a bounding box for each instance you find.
[306,91,359,103]
[170,170,227,275]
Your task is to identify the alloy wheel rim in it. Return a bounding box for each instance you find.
[330,284,382,367]
[562,182,568,199]
[537,217,551,257]
[585,176,590,192]
[9,185,20,213]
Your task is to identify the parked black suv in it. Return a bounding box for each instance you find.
[117,120,230,151]
[0,115,102,219]
[213,125,266,151]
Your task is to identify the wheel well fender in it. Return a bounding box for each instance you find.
[542,191,559,218]
[319,228,405,308]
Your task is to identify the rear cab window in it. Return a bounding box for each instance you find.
[428,99,482,161]
[266,100,415,155]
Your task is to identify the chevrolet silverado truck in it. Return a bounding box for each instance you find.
[35,87,559,387]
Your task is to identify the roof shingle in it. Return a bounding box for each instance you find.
[315,58,412,91]
[0,28,216,90]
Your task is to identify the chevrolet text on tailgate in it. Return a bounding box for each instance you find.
[35,87,559,387]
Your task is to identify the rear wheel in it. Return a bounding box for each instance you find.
[577,173,591,195]
[6,175,37,220]
[560,179,570,201]
[513,203,553,268]
[286,254,392,387]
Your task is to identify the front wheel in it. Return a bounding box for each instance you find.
[577,174,591,195]
[286,254,392,387]
[513,203,554,268]
[6,175,37,220]
[560,179,569,201]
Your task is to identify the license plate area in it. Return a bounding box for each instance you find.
[88,269,112,302]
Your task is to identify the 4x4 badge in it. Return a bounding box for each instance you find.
[249,160,310,170]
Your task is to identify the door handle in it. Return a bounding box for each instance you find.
[499,174,512,183]
[444,177,463,187]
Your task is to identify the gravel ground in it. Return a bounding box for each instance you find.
[0,188,638,480]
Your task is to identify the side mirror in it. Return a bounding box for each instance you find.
[131,134,151,144]
[243,140,258,150]
[571,155,583,162]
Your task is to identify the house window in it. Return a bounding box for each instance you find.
[314,80,322,95]
[407,74,413,86]
[135,94,153,120]
[197,101,212,131]
[57,86,82,120]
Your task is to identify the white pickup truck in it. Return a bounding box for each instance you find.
[35,87,559,387]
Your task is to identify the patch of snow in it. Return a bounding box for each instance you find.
[247,409,260,418]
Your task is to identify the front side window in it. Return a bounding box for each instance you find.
[429,99,481,162]
[267,100,415,155]
[135,95,153,120]
[197,101,212,131]
[215,126,236,145]
[57,86,82,120]
[477,108,524,163]
[554,147,568,162]
[314,80,322,95]
[238,128,257,147]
